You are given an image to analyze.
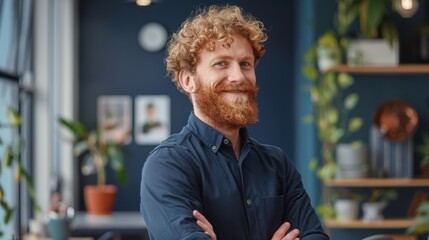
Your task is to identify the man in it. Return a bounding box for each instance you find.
[140,5,329,240]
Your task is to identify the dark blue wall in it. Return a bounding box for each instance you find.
[78,0,295,212]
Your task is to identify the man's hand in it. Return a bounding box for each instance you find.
[193,210,217,240]
[271,222,300,240]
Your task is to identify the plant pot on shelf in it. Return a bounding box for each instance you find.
[347,39,399,66]
[334,199,358,221]
[84,185,117,215]
[362,202,384,222]
[336,143,368,179]
[317,46,340,72]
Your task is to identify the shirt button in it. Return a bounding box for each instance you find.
[211,145,217,150]
[223,139,229,144]
[246,199,252,205]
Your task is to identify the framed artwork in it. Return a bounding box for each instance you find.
[97,95,132,144]
[135,95,170,145]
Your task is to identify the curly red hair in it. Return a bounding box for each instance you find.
[166,5,268,92]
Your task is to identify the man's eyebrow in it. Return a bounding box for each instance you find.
[209,54,254,62]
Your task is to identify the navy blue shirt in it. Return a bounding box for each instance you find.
[140,112,329,240]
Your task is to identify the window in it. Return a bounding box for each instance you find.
[0,0,34,237]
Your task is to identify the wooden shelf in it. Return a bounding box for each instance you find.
[324,218,414,229]
[329,64,429,74]
[325,178,429,187]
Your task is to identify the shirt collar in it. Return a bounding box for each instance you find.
[185,112,250,153]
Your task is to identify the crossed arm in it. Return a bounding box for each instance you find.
[193,210,300,240]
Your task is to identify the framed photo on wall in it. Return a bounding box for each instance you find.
[97,95,132,144]
[135,95,170,145]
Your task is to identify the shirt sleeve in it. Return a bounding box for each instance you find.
[140,146,211,240]
[282,152,330,240]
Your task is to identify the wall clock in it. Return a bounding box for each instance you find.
[138,22,168,52]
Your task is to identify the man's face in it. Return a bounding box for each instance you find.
[192,33,259,129]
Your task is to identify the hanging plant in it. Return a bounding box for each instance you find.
[0,107,40,237]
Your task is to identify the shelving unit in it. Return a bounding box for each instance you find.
[325,178,429,187]
[323,64,429,233]
[329,64,429,74]
[325,218,414,229]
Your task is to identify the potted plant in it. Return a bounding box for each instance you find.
[59,117,129,215]
[0,107,40,237]
[315,31,342,72]
[333,188,362,221]
[336,0,399,45]
[336,0,400,66]
[416,132,429,178]
[361,189,398,222]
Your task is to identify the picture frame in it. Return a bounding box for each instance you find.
[97,95,132,144]
[135,95,170,145]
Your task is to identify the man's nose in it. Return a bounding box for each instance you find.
[227,63,246,82]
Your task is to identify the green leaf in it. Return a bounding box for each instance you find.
[3,146,13,167]
[380,16,399,47]
[317,203,335,220]
[0,200,13,224]
[327,107,339,124]
[330,128,345,144]
[304,46,317,62]
[4,208,13,224]
[302,65,318,81]
[116,165,128,184]
[344,93,359,110]
[59,117,88,139]
[350,141,363,149]
[337,73,354,88]
[19,164,41,213]
[7,107,21,127]
[309,158,318,170]
[317,163,338,181]
[336,0,360,35]
[360,0,386,38]
[318,31,339,48]
[348,117,363,132]
[0,185,3,202]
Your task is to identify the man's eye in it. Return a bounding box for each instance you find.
[214,61,227,67]
[241,62,253,68]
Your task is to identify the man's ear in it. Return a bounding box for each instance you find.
[178,70,196,94]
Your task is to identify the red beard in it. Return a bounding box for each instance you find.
[193,78,259,129]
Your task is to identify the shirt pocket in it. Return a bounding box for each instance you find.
[262,195,284,238]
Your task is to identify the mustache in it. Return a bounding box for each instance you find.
[213,82,259,95]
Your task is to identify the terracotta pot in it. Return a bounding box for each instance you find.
[84,185,117,215]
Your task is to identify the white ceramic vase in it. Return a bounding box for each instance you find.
[335,199,358,221]
[362,202,384,222]
[336,143,368,179]
[317,47,340,72]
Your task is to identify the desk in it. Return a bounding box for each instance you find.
[72,212,148,239]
